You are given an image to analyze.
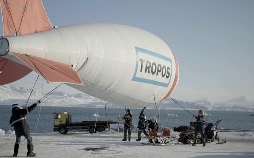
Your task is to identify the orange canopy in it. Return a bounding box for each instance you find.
[13,53,82,84]
[0,56,32,85]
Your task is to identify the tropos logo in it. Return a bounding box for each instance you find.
[132,47,172,87]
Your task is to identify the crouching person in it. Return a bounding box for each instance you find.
[10,100,41,157]
[148,117,160,143]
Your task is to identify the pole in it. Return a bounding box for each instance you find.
[118,114,120,133]
[153,94,160,123]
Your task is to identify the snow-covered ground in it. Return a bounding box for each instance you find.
[0,130,254,158]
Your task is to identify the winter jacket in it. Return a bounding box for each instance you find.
[194,114,206,133]
[123,112,132,128]
[148,120,159,131]
[137,108,146,129]
[10,103,37,137]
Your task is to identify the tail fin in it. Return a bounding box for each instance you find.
[0,0,52,36]
[0,0,52,85]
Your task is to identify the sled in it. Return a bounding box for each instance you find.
[146,128,176,145]
[142,142,169,146]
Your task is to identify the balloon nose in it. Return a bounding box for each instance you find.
[0,38,9,56]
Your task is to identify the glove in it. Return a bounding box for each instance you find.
[37,100,41,104]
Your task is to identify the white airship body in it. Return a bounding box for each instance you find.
[0,0,179,107]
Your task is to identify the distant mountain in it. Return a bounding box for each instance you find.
[160,96,254,112]
[227,95,247,103]
[0,85,253,111]
[0,85,112,108]
[160,98,212,111]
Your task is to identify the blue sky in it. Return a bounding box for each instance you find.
[2,0,254,102]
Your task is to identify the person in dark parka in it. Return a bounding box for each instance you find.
[10,100,41,157]
[147,117,160,143]
[136,107,149,141]
[192,109,206,147]
[122,109,132,141]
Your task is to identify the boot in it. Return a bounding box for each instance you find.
[27,144,36,157]
[202,136,206,146]
[13,144,19,157]
[154,139,160,144]
[136,138,141,141]
[128,138,131,141]
[192,136,196,146]
[122,138,127,141]
[149,139,153,143]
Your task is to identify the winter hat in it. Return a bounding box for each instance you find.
[198,109,204,115]
[12,104,23,109]
[151,117,157,123]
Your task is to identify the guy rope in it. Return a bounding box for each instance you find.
[170,97,194,116]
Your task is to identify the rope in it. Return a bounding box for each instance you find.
[34,82,62,133]
[24,75,39,115]
[3,0,17,34]
[164,106,171,123]
[25,54,48,80]
[39,84,62,102]
[170,97,194,116]
[104,101,108,119]
[153,94,160,122]
[25,75,40,107]
[25,54,79,83]
[0,58,8,73]
[17,0,29,34]
[34,105,41,133]
[34,77,43,133]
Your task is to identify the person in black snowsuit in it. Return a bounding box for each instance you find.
[136,107,149,141]
[122,109,132,141]
[147,117,160,143]
[10,100,41,157]
[192,109,206,147]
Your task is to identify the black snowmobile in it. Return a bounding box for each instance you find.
[204,119,221,142]
[174,119,222,144]
[173,124,195,144]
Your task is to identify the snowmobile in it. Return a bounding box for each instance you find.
[174,119,222,144]
[173,125,195,144]
[204,119,221,142]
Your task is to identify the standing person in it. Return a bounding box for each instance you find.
[136,107,149,141]
[192,109,206,147]
[10,100,41,157]
[122,109,132,141]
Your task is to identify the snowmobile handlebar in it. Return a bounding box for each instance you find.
[214,119,222,126]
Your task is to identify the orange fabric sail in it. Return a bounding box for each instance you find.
[0,56,32,85]
[0,0,54,85]
[0,0,52,36]
[13,53,82,84]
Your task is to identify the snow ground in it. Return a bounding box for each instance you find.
[0,130,254,158]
